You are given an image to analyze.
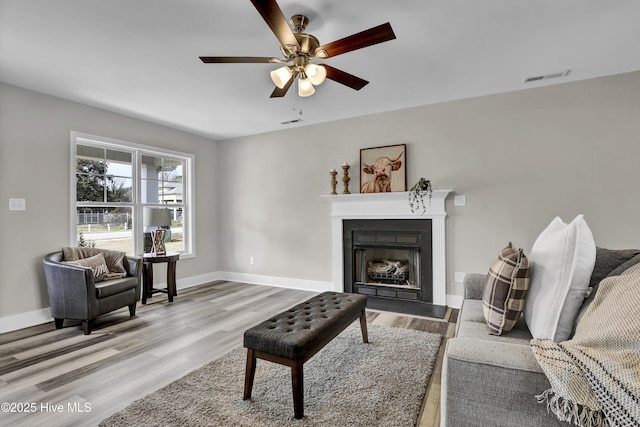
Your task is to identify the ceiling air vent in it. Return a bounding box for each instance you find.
[523,70,570,84]
[281,118,304,125]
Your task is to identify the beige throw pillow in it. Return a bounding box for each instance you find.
[64,253,110,282]
[63,247,127,278]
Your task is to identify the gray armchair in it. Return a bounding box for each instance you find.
[43,249,142,334]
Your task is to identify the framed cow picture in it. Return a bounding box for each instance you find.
[359,144,407,193]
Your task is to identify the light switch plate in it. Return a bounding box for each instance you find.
[454,272,466,283]
[454,195,466,206]
[9,198,26,211]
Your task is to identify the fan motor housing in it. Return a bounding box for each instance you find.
[281,32,320,58]
[278,15,320,58]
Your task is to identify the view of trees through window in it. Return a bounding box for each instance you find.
[74,140,189,255]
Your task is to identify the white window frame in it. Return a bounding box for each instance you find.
[70,131,195,258]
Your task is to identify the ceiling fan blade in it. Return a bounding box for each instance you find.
[323,65,369,90]
[199,56,282,63]
[315,22,396,58]
[251,0,300,51]
[270,71,298,98]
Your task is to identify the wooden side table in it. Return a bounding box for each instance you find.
[141,251,180,304]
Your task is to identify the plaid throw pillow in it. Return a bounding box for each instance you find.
[482,242,530,335]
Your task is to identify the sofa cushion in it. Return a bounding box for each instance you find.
[607,252,640,277]
[458,300,533,344]
[523,215,596,342]
[64,253,109,282]
[572,251,640,336]
[63,247,127,278]
[589,247,640,290]
[482,242,530,335]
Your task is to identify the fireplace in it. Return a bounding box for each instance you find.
[344,219,442,317]
[323,190,450,319]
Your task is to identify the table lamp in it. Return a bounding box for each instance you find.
[144,208,171,255]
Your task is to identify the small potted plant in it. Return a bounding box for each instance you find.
[77,230,96,248]
[408,178,432,214]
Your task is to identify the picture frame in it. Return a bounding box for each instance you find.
[359,144,407,193]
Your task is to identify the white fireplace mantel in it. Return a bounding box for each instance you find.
[321,190,451,306]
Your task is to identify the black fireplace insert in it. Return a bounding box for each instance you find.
[343,219,446,318]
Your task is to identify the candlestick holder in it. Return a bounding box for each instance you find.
[342,163,351,194]
[329,169,338,195]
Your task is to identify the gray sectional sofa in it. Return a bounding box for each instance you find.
[440,248,640,427]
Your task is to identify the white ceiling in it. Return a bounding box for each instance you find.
[2,1,640,141]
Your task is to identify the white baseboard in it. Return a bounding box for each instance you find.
[175,271,221,290]
[0,308,53,334]
[214,271,334,293]
[1,272,461,334]
[0,273,221,334]
[215,271,464,307]
[168,271,333,293]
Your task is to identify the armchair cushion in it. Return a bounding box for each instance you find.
[63,246,127,278]
[95,276,139,299]
[63,253,109,282]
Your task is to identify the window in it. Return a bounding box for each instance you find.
[71,132,194,257]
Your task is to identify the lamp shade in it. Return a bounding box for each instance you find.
[270,66,293,89]
[144,208,171,227]
[298,76,315,97]
[305,64,326,86]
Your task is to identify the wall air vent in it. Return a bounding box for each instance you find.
[281,118,304,125]
[524,69,570,84]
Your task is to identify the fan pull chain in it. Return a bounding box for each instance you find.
[292,78,303,117]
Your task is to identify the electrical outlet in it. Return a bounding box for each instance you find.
[454,195,466,207]
[249,256,255,265]
[9,198,26,211]
[455,272,466,283]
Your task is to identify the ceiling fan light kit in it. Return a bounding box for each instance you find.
[298,73,315,97]
[199,0,396,98]
[305,63,326,86]
[270,66,293,89]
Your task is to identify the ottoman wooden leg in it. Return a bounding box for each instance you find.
[243,349,256,400]
[292,360,304,419]
[359,309,369,343]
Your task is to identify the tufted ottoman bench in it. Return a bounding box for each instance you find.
[243,291,368,419]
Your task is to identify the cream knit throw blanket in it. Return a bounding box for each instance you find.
[531,262,640,427]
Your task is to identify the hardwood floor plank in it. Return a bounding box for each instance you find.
[1,347,120,384]
[0,281,456,427]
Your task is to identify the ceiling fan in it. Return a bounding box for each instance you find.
[199,0,396,98]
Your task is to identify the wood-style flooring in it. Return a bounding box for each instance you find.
[0,281,457,426]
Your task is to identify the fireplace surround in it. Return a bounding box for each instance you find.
[323,190,450,317]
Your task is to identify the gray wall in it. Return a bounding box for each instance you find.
[0,82,219,320]
[2,70,639,326]
[218,71,640,298]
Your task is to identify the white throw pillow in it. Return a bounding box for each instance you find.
[524,215,596,342]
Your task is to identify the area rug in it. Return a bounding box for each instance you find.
[100,324,442,427]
